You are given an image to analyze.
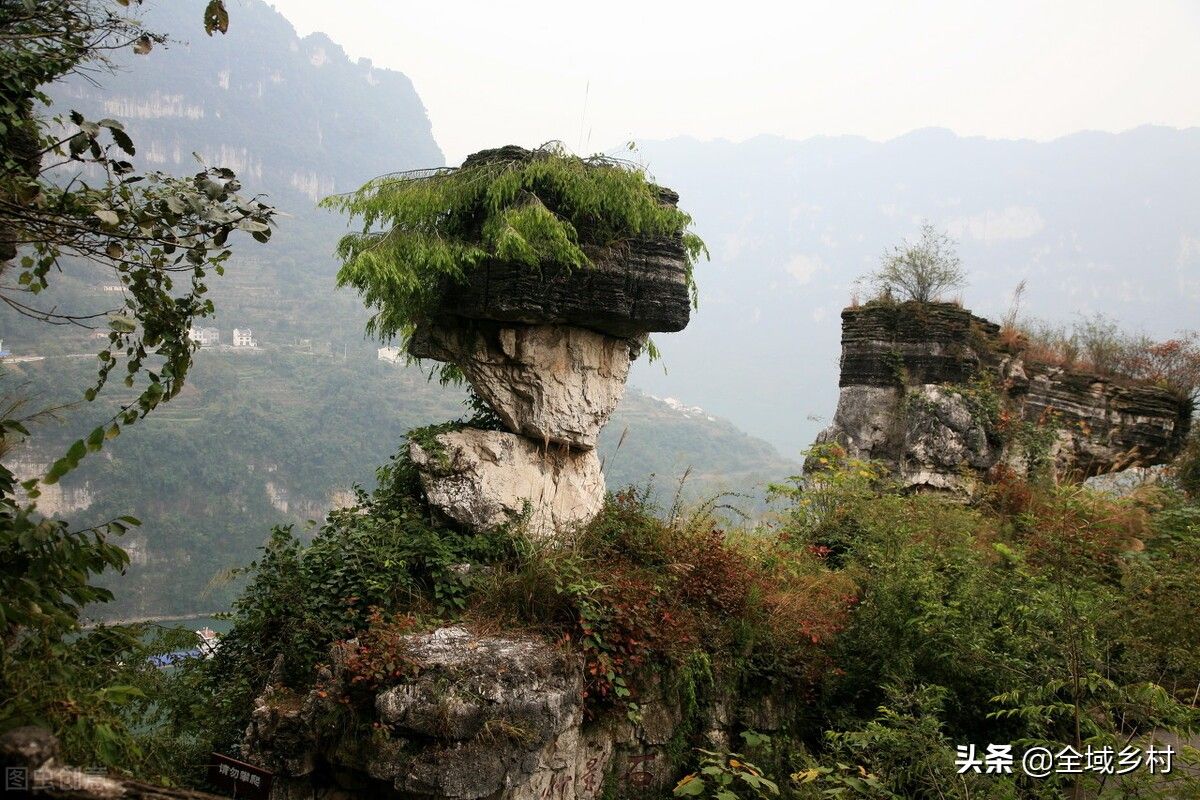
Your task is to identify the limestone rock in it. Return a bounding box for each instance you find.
[246,625,799,800]
[814,301,1192,492]
[376,627,584,800]
[409,428,605,536]
[409,322,639,449]
[432,236,691,338]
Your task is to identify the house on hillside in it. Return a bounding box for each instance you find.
[232,328,257,348]
[189,326,220,347]
[377,346,403,363]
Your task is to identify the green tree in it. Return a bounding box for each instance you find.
[871,223,966,304]
[0,0,273,773]
[323,142,706,376]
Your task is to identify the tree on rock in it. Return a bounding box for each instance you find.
[322,142,707,383]
[871,223,966,303]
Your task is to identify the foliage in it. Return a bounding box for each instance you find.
[1,0,274,637]
[1176,431,1200,497]
[168,444,516,756]
[770,449,1200,799]
[322,142,707,376]
[819,685,971,798]
[870,223,966,304]
[2,2,274,481]
[0,616,204,778]
[122,415,1200,798]
[1016,313,1200,400]
[675,741,780,800]
[0,0,266,779]
[475,485,853,719]
[769,442,889,562]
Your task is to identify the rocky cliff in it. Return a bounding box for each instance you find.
[246,626,791,800]
[815,302,1192,493]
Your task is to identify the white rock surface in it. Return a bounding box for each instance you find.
[409,428,605,537]
[409,322,639,449]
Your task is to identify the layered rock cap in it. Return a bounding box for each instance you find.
[815,301,1193,494]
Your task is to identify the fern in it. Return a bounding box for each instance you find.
[321,142,707,351]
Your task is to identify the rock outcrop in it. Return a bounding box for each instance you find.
[816,302,1192,493]
[246,626,790,800]
[405,150,695,537]
[409,429,605,537]
[409,322,642,449]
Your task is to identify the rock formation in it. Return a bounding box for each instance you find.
[815,301,1192,493]
[409,322,642,450]
[408,428,605,536]
[246,626,790,800]
[406,158,694,537]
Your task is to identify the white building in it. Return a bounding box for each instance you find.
[377,345,403,364]
[189,326,220,347]
[232,328,256,348]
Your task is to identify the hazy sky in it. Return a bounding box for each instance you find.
[264,0,1200,165]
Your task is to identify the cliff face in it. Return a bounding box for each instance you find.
[246,626,792,800]
[816,302,1192,493]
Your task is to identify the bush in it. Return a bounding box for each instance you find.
[167,444,516,758]
[1017,313,1200,400]
[158,433,1200,798]
[322,143,707,372]
[475,485,854,716]
[870,224,966,304]
[775,452,1200,798]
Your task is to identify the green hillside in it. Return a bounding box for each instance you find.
[5,350,796,619]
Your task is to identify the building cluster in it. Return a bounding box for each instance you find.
[377,345,403,363]
[189,326,258,349]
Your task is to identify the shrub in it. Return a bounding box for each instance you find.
[474,486,852,718]
[164,426,1200,799]
[322,143,707,371]
[1017,313,1200,400]
[168,444,516,756]
[870,223,966,304]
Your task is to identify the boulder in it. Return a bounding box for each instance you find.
[409,428,605,536]
[409,322,640,449]
[245,626,797,800]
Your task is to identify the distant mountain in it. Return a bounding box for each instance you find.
[629,128,1200,457]
[55,0,443,206]
[6,0,444,357]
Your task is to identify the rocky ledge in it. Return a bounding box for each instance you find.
[246,626,790,800]
[433,235,692,339]
[815,302,1193,493]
